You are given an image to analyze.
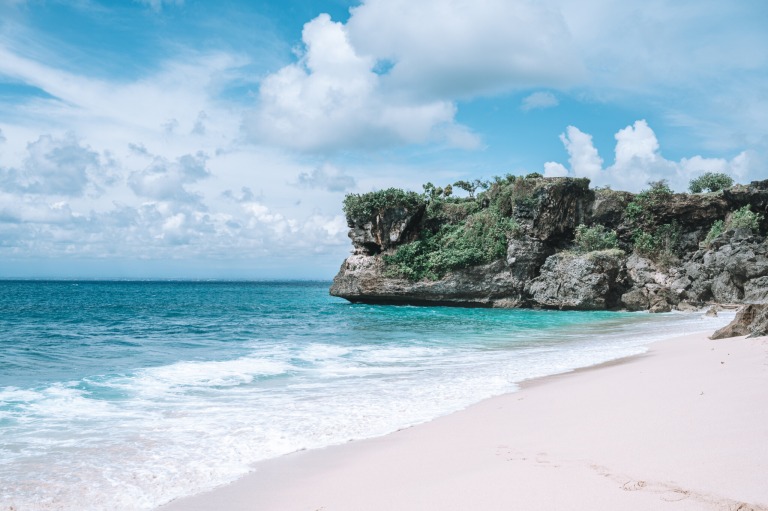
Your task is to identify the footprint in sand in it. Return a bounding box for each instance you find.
[621,480,647,491]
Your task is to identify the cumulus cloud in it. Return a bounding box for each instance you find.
[296,164,356,192]
[542,161,568,177]
[521,91,559,112]
[346,0,584,99]
[246,0,590,152]
[558,126,603,179]
[0,195,81,225]
[0,14,360,275]
[614,120,660,168]
[128,151,209,203]
[0,134,104,196]
[247,14,472,152]
[543,119,752,191]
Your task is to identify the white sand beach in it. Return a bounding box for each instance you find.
[159,332,768,511]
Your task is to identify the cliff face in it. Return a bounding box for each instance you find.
[330,177,768,312]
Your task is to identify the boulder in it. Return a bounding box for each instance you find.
[621,288,649,311]
[743,276,768,303]
[330,256,530,307]
[529,250,626,310]
[620,255,679,312]
[711,272,745,303]
[710,304,768,339]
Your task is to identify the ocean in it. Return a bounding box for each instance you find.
[0,280,730,511]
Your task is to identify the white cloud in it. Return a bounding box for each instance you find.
[543,161,568,177]
[0,45,244,148]
[0,133,106,196]
[1,0,765,277]
[559,126,603,179]
[247,14,473,152]
[246,0,594,152]
[521,91,559,112]
[297,164,356,192]
[346,0,584,99]
[128,152,209,203]
[614,120,659,167]
[544,120,753,191]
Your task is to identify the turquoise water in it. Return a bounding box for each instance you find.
[0,281,729,511]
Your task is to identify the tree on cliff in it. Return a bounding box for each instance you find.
[689,172,734,193]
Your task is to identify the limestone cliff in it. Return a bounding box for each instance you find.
[330,177,768,312]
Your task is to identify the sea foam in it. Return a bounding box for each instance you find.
[0,281,732,511]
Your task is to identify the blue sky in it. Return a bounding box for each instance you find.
[1,0,766,279]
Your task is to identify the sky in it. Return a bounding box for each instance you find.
[0,0,766,279]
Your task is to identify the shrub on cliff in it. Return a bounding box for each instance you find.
[689,172,734,193]
[383,177,538,280]
[632,222,682,267]
[703,220,724,247]
[384,207,519,280]
[624,179,673,225]
[343,188,424,225]
[703,205,763,247]
[728,205,762,232]
[573,224,619,253]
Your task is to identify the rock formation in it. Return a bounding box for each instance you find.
[710,304,768,339]
[330,177,768,312]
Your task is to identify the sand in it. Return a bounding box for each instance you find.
[158,332,768,511]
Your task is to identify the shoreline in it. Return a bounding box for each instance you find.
[158,331,768,511]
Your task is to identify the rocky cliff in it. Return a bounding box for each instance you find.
[330,176,768,313]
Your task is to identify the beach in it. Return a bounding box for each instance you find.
[159,332,768,511]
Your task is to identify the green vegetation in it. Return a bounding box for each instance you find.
[573,224,618,253]
[346,174,762,280]
[728,205,762,232]
[703,220,724,246]
[703,205,763,247]
[384,208,518,280]
[632,222,682,266]
[689,172,734,193]
[623,180,683,266]
[382,175,539,281]
[451,179,489,198]
[624,179,673,225]
[343,188,424,225]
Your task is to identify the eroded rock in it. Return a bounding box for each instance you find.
[710,304,768,339]
[529,250,626,310]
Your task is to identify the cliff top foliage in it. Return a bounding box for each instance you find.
[689,172,734,193]
[343,188,424,226]
[343,173,763,280]
[624,179,673,226]
[382,174,554,280]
